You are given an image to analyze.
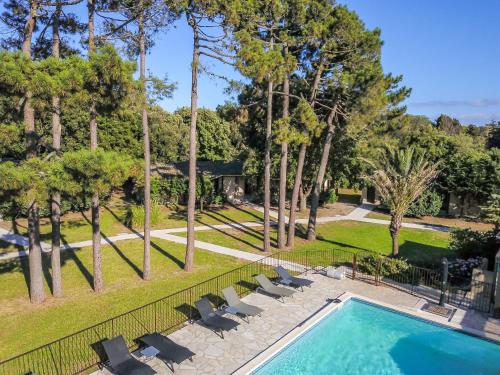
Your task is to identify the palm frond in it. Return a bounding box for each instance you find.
[367,147,440,217]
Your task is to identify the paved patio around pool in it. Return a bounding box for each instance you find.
[94,273,500,375]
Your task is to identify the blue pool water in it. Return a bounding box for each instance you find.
[252,299,500,375]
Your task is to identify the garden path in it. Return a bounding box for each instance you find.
[0,202,450,262]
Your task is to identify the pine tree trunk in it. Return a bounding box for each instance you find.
[88,0,103,292]
[139,0,151,281]
[287,144,306,248]
[263,75,274,253]
[23,0,44,304]
[299,186,308,212]
[28,201,45,303]
[87,0,95,50]
[50,2,63,298]
[277,45,289,250]
[389,214,401,257]
[286,63,323,248]
[306,106,336,241]
[185,19,199,271]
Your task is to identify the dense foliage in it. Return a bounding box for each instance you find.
[449,228,498,268]
[357,254,410,277]
[406,189,443,217]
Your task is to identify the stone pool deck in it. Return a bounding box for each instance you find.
[94,273,500,375]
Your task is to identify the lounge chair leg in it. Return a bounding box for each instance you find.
[168,360,175,373]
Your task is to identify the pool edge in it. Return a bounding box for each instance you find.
[232,293,499,375]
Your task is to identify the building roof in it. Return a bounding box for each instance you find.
[153,160,244,179]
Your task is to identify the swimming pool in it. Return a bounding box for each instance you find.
[251,299,500,375]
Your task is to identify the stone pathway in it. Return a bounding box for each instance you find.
[152,232,264,262]
[0,202,450,262]
[242,201,281,220]
[92,273,500,375]
[355,217,452,232]
[344,202,377,219]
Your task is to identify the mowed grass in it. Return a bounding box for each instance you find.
[0,204,264,246]
[0,239,248,359]
[180,220,451,265]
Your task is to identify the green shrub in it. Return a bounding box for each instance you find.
[320,189,338,206]
[132,176,187,206]
[125,202,161,228]
[357,254,410,277]
[406,189,443,217]
[212,194,225,206]
[326,189,338,204]
[449,228,497,268]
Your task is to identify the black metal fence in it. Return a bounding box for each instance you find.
[447,280,495,313]
[0,248,494,375]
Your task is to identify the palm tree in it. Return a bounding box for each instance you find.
[366,147,440,257]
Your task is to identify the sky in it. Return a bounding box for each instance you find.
[2,0,499,125]
[148,0,500,125]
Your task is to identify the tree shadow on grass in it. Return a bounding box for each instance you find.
[314,234,374,253]
[81,212,144,279]
[0,238,95,298]
[0,251,31,297]
[196,218,266,253]
[61,235,94,289]
[38,218,88,243]
[227,203,264,222]
[168,209,202,224]
[103,205,138,234]
[150,240,184,269]
[0,248,53,297]
[202,209,264,238]
[104,206,185,269]
[200,209,279,249]
[399,241,451,266]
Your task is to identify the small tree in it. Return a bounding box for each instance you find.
[480,193,500,233]
[366,147,440,256]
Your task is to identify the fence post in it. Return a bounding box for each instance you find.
[154,303,157,332]
[239,267,242,296]
[332,249,335,267]
[189,288,193,322]
[376,257,382,286]
[352,254,357,280]
[493,249,500,318]
[217,276,220,306]
[439,257,448,306]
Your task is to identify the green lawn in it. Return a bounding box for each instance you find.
[0,239,248,359]
[0,204,264,246]
[179,220,451,265]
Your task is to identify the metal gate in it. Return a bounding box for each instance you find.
[446,280,494,313]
